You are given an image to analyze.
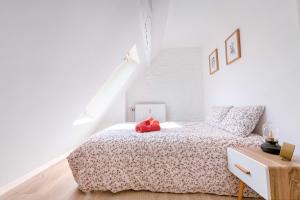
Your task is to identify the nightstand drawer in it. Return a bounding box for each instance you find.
[227,148,270,199]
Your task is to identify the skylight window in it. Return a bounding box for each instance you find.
[73,45,140,126]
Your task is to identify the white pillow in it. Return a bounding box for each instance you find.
[220,106,265,137]
[205,106,233,127]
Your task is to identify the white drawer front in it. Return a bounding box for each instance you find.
[227,148,270,199]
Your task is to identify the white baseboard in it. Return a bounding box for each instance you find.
[0,151,71,196]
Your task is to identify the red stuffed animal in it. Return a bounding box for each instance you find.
[135,117,161,133]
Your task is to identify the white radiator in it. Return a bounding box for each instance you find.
[134,104,166,122]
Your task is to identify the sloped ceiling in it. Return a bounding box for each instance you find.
[151,0,235,51]
[161,0,300,47]
[162,0,230,48]
[150,0,170,59]
[161,0,286,49]
[163,0,207,48]
[0,0,147,187]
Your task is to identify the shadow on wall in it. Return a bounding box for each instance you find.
[254,109,267,135]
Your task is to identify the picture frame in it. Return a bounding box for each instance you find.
[209,48,219,75]
[225,29,241,65]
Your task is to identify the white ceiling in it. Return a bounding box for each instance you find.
[160,0,246,48]
[150,0,170,59]
[163,0,208,48]
[151,0,297,56]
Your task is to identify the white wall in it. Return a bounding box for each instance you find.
[298,0,300,27]
[127,47,203,122]
[201,0,300,153]
[95,92,126,131]
[0,0,146,187]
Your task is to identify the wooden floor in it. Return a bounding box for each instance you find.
[0,159,259,200]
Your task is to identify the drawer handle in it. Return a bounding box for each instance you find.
[234,164,251,176]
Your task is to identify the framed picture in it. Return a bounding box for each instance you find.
[225,29,241,65]
[209,48,219,75]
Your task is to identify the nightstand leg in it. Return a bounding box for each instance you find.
[238,181,245,200]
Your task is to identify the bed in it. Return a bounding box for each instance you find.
[67,121,263,197]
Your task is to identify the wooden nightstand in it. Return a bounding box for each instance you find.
[227,147,300,200]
